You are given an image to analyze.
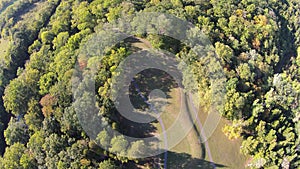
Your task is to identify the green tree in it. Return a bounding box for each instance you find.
[57,140,88,168]
[0,143,26,169]
[60,105,82,137]
[96,130,111,149]
[20,153,37,169]
[128,140,147,159]
[237,63,254,82]
[215,42,234,65]
[24,99,43,132]
[52,32,69,50]
[41,31,54,44]
[72,1,95,30]
[27,131,46,165]
[109,135,128,154]
[4,119,29,146]
[39,72,57,95]
[3,68,39,116]
[99,159,119,169]
[222,120,243,140]
[3,78,32,116]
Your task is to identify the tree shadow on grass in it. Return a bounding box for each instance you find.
[117,115,158,138]
[164,151,226,169]
[116,67,179,138]
[129,68,179,109]
[124,151,227,169]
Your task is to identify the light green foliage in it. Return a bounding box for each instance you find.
[50,1,71,35]
[41,31,54,44]
[53,32,69,50]
[39,72,56,95]
[72,1,95,30]
[222,78,245,119]
[222,120,243,140]
[128,140,147,159]
[96,130,111,149]
[20,153,37,169]
[106,5,122,23]
[99,159,119,169]
[0,143,26,169]
[24,99,43,131]
[109,135,128,154]
[3,67,39,116]
[237,63,254,81]
[215,42,234,64]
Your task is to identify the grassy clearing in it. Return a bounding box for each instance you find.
[153,88,203,168]
[128,36,203,168]
[161,88,247,168]
[197,110,247,169]
[128,36,246,168]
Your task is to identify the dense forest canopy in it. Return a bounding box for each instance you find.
[0,0,299,168]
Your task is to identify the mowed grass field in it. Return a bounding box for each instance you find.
[129,36,247,168]
[162,87,248,168]
[153,88,202,157]
[197,109,248,169]
[152,88,210,169]
[153,87,247,168]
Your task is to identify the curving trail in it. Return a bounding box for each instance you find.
[132,79,217,168]
[187,94,216,168]
[128,37,216,168]
[183,93,216,168]
[131,79,168,169]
